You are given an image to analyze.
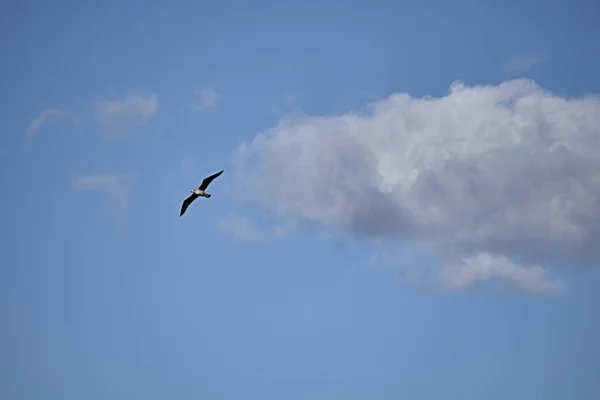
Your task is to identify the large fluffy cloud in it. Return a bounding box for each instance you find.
[232,79,600,294]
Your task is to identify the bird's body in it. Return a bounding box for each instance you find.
[191,188,210,197]
[180,169,223,217]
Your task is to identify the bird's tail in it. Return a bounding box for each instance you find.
[205,193,211,198]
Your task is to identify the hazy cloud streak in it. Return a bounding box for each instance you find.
[69,172,136,228]
[193,89,220,110]
[27,108,69,136]
[218,213,265,243]
[95,93,158,134]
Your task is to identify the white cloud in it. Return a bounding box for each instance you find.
[218,213,265,243]
[502,56,544,73]
[95,93,158,131]
[232,78,600,295]
[69,173,135,228]
[26,108,69,136]
[193,89,220,110]
[438,252,566,295]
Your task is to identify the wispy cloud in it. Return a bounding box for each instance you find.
[438,253,566,296]
[69,172,136,228]
[232,78,600,295]
[166,155,197,181]
[265,92,304,118]
[193,89,220,110]
[95,93,158,133]
[501,55,544,74]
[26,108,69,136]
[218,213,265,243]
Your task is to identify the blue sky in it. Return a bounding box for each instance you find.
[2,0,600,399]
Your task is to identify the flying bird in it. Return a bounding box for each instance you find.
[180,169,224,217]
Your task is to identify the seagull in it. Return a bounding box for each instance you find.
[180,169,224,217]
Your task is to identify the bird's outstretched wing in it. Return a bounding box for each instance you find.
[199,169,224,190]
[180,193,199,217]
